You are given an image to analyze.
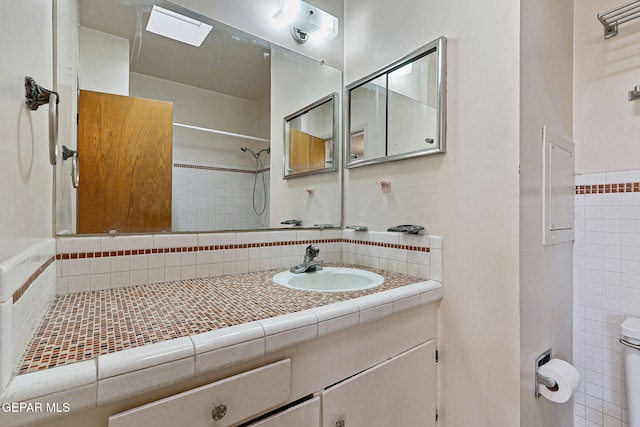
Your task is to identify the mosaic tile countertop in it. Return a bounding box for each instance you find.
[18,264,423,375]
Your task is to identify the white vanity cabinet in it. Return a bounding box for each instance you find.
[72,292,441,427]
[107,340,437,427]
[246,341,436,427]
[321,341,437,427]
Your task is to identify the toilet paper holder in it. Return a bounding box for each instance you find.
[535,348,558,398]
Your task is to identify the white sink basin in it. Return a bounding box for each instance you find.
[273,267,385,292]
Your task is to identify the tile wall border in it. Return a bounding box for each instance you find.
[575,183,640,194]
[55,239,354,260]
[12,257,54,304]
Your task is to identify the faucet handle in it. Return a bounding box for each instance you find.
[305,244,320,260]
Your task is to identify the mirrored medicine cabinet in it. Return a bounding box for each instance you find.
[345,36,447,168]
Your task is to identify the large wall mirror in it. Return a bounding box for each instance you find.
[54,0,343,235]
[345,36,446,168]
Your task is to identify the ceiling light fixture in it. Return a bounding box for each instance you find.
[146,5,213,47]
[273,0,339,44]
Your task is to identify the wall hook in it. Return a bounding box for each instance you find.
[305,188,315,197]
[629,85,640,101]
[25,76,59,165]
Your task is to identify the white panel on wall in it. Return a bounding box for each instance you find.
[543,126,575,245]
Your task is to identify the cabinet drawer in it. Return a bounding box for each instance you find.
[109,359,291,427]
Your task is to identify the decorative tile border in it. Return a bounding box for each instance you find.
[56,238,429,260]
[11,256,55,304]
[342,239,430,252]
[575,182,640,194]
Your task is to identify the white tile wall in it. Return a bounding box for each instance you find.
[172,163,270,232]
[574,170,640,427]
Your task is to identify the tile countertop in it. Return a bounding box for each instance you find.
[0,264,442,423]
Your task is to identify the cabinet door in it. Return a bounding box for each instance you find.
[321,340,436,427]
[246,396,320,427]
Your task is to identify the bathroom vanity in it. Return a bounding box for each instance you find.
[108,311,437,427]
[0,274,441,427]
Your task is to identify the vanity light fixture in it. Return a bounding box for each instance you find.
[273,0,339,43]
[146,5,213,47]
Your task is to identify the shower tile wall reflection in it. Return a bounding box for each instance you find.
[172,162,270,231]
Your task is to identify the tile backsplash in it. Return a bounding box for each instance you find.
[56,229,441,294]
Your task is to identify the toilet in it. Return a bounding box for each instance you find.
[622,317,640,427]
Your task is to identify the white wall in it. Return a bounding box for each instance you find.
[344,0,521,425]
[519,0,574,426]
[78,27,129,96]
[270,46,343,228]
[0,0,57,394]
[573,0,640,426]
[0,0,54,260]
[574,0,640,175]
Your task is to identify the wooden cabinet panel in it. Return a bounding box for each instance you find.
[108,359,291,427]
[321,341,437,427]
[77,90,173,233]
[246,397,320,427]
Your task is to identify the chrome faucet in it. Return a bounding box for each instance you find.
[290,244,324,273]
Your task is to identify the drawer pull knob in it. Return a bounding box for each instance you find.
[212,404,228,420]
[336,419,345,427]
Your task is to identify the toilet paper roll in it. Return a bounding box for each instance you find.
[537,358,580,403]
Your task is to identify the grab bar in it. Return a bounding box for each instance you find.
[62,145,79,188]
[25,77,59,165]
